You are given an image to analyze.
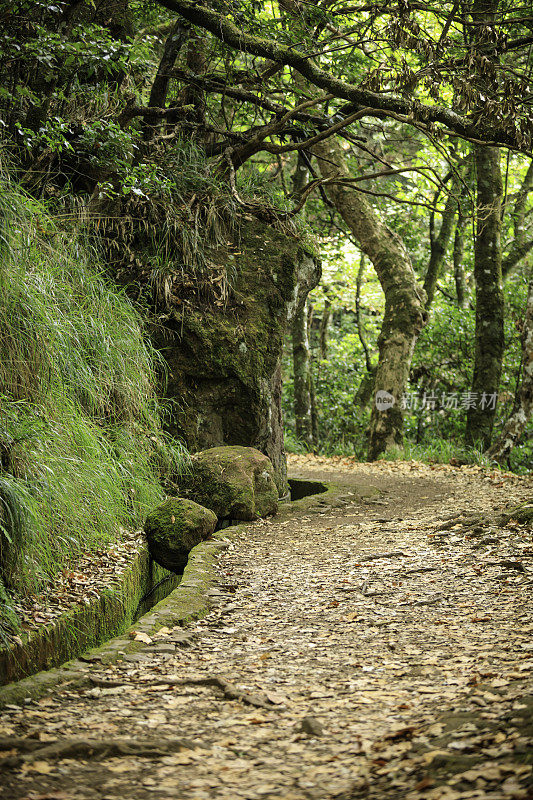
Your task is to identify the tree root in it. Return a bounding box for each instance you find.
[434,501,533,535]
[358,551,407,562]
[0,736,198,769]
[89,674,275,710]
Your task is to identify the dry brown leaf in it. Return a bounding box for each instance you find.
[129,631,152,644]
[21,760,55,774]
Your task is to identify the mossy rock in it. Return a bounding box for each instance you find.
[179,446,278,521]
[144,498,217,571]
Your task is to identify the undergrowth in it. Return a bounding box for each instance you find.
[377,439,495,469]
[92,138,311,311]
[284,432,496,470]
[0,175,187,635]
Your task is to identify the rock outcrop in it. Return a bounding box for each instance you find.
[144,497,217,571]
[152,217,320,494]
[178,445,278,521]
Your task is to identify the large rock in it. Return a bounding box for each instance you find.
[149,217,320,495]
[179,446,278,521]
[97,205,320,494]
[144,497,217,571]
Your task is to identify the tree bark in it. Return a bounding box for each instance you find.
[292,303,314,449]
[143,21,189,141]
[423,176,460,308]
[354,253,376,408]
[312,137,427,460]
[181,30,208,129]
[486,269,533,462]
[453,205,469,308]
[319,297,331,360]
[465,145,505,448]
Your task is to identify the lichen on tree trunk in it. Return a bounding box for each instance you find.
[465,145,505,449]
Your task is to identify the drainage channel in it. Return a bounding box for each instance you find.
[1,478,331,687]
[134,479,328,619]
[288,478,328,500]
[134,569,182,622]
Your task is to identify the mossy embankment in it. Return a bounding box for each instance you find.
[0,546,178,685]
[0,176,187,639]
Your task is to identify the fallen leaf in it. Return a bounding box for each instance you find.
[106,760,132,773]
[22,760,54,774]
[129,630,152,644]
[265,691,288,705]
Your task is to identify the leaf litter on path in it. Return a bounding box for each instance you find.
[0,456,531,800]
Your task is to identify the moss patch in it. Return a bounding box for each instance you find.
[0,546,177,686]
[178,446,278,520]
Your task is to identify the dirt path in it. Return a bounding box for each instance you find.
[1,458,532,800]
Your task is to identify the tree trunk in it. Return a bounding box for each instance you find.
[182,30,207,128]
[354,370,376,409]
[465,145,505,449]
[354,252,376,407]
[307,302,320,448]
[143,21,189,141]
[453,207,469,308]
[423,176,459,308]
[312,138,427,460]
[486,268,533,462]
[319,297,331,360]
[310,372,319,447]
[292,303,314,449]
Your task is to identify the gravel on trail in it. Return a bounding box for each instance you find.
[0,456,531,800]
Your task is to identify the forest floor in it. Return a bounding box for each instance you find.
[0,456,532,800]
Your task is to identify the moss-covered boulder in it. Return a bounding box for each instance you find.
[146,217,321,495]
[179,446,278,521]
[144,498,217,571]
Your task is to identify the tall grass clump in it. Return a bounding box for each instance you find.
[0,175,187,627]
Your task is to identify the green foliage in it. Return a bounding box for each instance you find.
[378,440,493,470]
[0,176,187,615]
[283,253,532,472]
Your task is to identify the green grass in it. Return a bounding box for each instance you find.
[283,429,311,455]
[371,439,495,468]
[284,430,498,470]
[0,174,187,627]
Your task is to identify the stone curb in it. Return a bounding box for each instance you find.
[0,529,238,709]
[0,544,177,688]
[0,479,377,709]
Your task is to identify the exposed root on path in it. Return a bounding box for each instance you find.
[435,500,533,534]
[89,673,276,710]
[0,736,197,768]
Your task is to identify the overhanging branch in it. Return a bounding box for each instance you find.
[154,0,532,153]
